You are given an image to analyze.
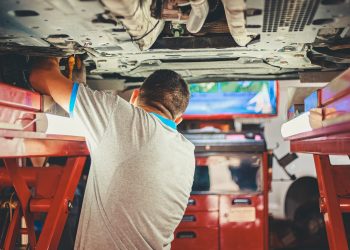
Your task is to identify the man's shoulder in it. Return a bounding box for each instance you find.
[178,133,195,151]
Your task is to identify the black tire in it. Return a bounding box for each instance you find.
[294,202,326,239]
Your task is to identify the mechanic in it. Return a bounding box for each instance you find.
[29,58,195,250]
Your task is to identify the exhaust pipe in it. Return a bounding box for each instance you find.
[102,0,164,50]
[187,0,209,33]
[221,0,256,46]
[102,0,139,18]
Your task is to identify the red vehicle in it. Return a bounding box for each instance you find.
[172,133,270,250]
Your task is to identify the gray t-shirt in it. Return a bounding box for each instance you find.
[72,84,195,250]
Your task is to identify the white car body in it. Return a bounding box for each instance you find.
[265,81,320,219]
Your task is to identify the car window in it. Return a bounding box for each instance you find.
[192,154,262,194]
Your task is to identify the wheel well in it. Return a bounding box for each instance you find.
[285,177,319,220]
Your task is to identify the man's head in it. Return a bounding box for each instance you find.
[130,70,190,124]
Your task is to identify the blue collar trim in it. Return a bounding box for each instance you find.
[151,112,177,130]
[69,82,79,117]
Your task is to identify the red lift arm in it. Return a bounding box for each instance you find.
[285,68,350,250]
[0,82,89,250]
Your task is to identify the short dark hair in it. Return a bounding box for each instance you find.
[138,70,190,119]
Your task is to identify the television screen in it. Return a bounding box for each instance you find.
[184,80,278,118]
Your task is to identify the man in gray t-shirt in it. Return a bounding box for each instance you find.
[29,58,195,249]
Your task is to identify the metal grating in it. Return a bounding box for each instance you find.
[263,0,320,32]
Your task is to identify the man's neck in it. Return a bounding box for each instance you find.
[139,105,173,121]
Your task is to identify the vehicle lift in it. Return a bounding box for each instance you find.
[284,68,350,250]
[0,82,89,249]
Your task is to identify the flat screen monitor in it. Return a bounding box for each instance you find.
[183,80,278,119]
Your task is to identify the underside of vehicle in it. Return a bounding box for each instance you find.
[0,0,349,82]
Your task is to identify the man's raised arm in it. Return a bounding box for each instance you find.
[29,57,73,112]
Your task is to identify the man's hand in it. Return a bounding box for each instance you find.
[29,57,60,93]
[29,57,74,112]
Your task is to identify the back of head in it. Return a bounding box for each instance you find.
[138,70,190,119]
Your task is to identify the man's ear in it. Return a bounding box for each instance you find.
[175,116,183,125]
[130,88,140,105]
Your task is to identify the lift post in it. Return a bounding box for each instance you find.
[0,82,89,250]
[285,68,350,250]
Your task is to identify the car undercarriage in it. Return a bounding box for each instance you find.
[0,0,349,82]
